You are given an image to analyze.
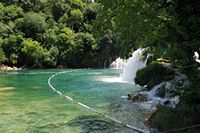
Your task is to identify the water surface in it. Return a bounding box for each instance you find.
[0,69,148,133]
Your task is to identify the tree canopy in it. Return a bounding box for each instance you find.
[0,0,113,68]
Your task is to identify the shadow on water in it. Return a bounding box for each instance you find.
[67,115,120,133]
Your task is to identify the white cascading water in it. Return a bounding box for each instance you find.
[121,48,148,82]
[145,82,180,108]
[102,48,148,83]
[110,58,127,69]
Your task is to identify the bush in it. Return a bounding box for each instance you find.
[135,62,175,90]
[151,104,200,133]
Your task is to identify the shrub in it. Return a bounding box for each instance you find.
[135,62,175,90]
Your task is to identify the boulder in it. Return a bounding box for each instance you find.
[163,100,171,105]
[144,109,157,126]
[128,93,148,102]
[155,84,166,98]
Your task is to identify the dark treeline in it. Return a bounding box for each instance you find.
[0,0,118,68]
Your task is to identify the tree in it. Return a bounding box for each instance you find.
[1,0,46,12]
[48,0,71,21]
[21,38,48,67]
[0,38,6,64]
[83,3,99,22]
[68,9,84,32]
[61,32,98,67]
[2,34,24,66]
[0,3,23,23]
[16,12,47,39]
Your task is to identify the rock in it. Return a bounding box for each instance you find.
[144,109,157,126]
[0,65,22,70]
[128,93,148,102]
[155,84,166,98]
[57,65,64,69]
[163,100,171,105]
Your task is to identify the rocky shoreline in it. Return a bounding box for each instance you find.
[0,65,23,71]
[125,65,190,132]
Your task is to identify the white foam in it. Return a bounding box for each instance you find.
[99,77,132,84]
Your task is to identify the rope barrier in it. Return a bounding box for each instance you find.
[163,124,200,133]
[47,70,149,133]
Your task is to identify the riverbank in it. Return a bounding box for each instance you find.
[0,65,23,71]
[131,62,200,132]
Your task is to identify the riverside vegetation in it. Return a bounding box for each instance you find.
[0,0,117,68]
[0,0,200,132]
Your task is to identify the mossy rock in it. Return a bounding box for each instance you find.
[135,62,175,90]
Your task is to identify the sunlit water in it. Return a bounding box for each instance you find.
[0,69,150,133]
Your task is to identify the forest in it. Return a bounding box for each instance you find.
[0,0,116,68]
[0,0,200,132]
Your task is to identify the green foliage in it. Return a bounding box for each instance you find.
[45,46,59,67]
[135,63,175,90]
[21,38,48,67]
[98,0,200,103]
[83,3,99,22]
[0,0,115,68]
[16,12,47,38]
[48,0,71,21]
[61,32,98,68]
[151,104,200,132]
[0,3,23,23]
[1,0,46,12]
[0,39,6,64]
[2,34,24,65]
[68,9,84,32]
[40,28,58,48]
[57,27,75,49]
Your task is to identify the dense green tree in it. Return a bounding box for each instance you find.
[1,0,46,12]
[83,3,99,22]
[0,48,6,64]
[61,32,98,67]
[21,38,48,67]
[45,46,59,67]
[48,0,71,21]
[40,27,59,49]
[0,38,6,64]
[2,34,24,66]
[15,12,47,39]
[0,0,116,68]
[0,3,23,23]
[68,9,84,32]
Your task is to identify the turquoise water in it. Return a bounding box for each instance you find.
[0,69,147,133]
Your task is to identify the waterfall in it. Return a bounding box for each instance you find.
[110,58,127,69]
[121,48,148,82]
[102,48,148,83]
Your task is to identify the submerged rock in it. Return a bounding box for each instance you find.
[0,87,16,91]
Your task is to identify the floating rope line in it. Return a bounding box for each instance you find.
[163,124,200,133]
[48,70,149,133]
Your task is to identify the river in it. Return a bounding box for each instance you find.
[0,69,149,133]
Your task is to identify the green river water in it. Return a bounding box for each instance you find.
[0,69,148,133]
